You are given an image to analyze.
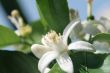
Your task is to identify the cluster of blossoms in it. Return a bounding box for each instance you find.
[8,10,32,37]
[69,0,110,54]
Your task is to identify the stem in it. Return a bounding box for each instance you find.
[21,37,32,46]
[23,41,32,46]
[84,52,88,73]
[88,34,92,43]
[84,34,93,73]
[29,35,35,43]
[25,34,35,43]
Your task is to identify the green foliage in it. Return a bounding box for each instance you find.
[71,52,107,73]
[82,53,108,69]
[36,0,70,33]
[30,20,46,43]
[91,33,110,43]
[0,25,20,48]
[0,50,39,73]
[81,55,110,73]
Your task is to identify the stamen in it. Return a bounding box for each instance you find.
[11,10,19,17]
[43,30,62,44]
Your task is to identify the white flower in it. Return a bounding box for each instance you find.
[68,19,105,42]
[99,17,110,33]
[31,20,95,73]
[68,1,110,41]
[91,17,110,54]
[68,15,110,54]
[82,20,106,35]
[93,41,110,54]
[8,10,32,37]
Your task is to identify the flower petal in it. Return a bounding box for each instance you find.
[44,68,50,73]
[15,30,21,36]
[100,17,110,32]
[68,41,95,52]
[82,20,105,35]
[56,52,73,73]
[31,44,52,58]
[38,51,58,73]
[93,41,110,54]
[63,19,81,44]
[8,16,20,28]
[69,23,84,42]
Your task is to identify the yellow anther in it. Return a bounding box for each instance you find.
[11,9,19,17]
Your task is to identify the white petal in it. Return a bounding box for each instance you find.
[84,33,91,40]
[68,41,95,52]
[38,51,58,73]
[93,41,110,54]
[82,20,105,35]
[56,52,73,73]
[63,19,81,44]
[69,23,84,42]
[100,17,110,32]
[8,16,20,28]
[15,30,21,36]
[18,16,24,26]
[31,44,52,58]
[44,68,50,73]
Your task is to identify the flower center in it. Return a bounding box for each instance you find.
[45,30,61,44]
[43,30,68,53]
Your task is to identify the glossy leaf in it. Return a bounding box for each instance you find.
[91,33,110,43]
[0,25,20,47]
[29,20,46,43]
[81,55,110,73]
[0,50,39,73]
[36,0,70,33]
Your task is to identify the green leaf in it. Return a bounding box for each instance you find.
[91,33,110,43]
[0,25,20,47]
[0,50,39,73]
[71,52,107,72]
[83,55,110,73]
[36,0,70,33]
[82,53,107,69]
[29,20,46,44]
